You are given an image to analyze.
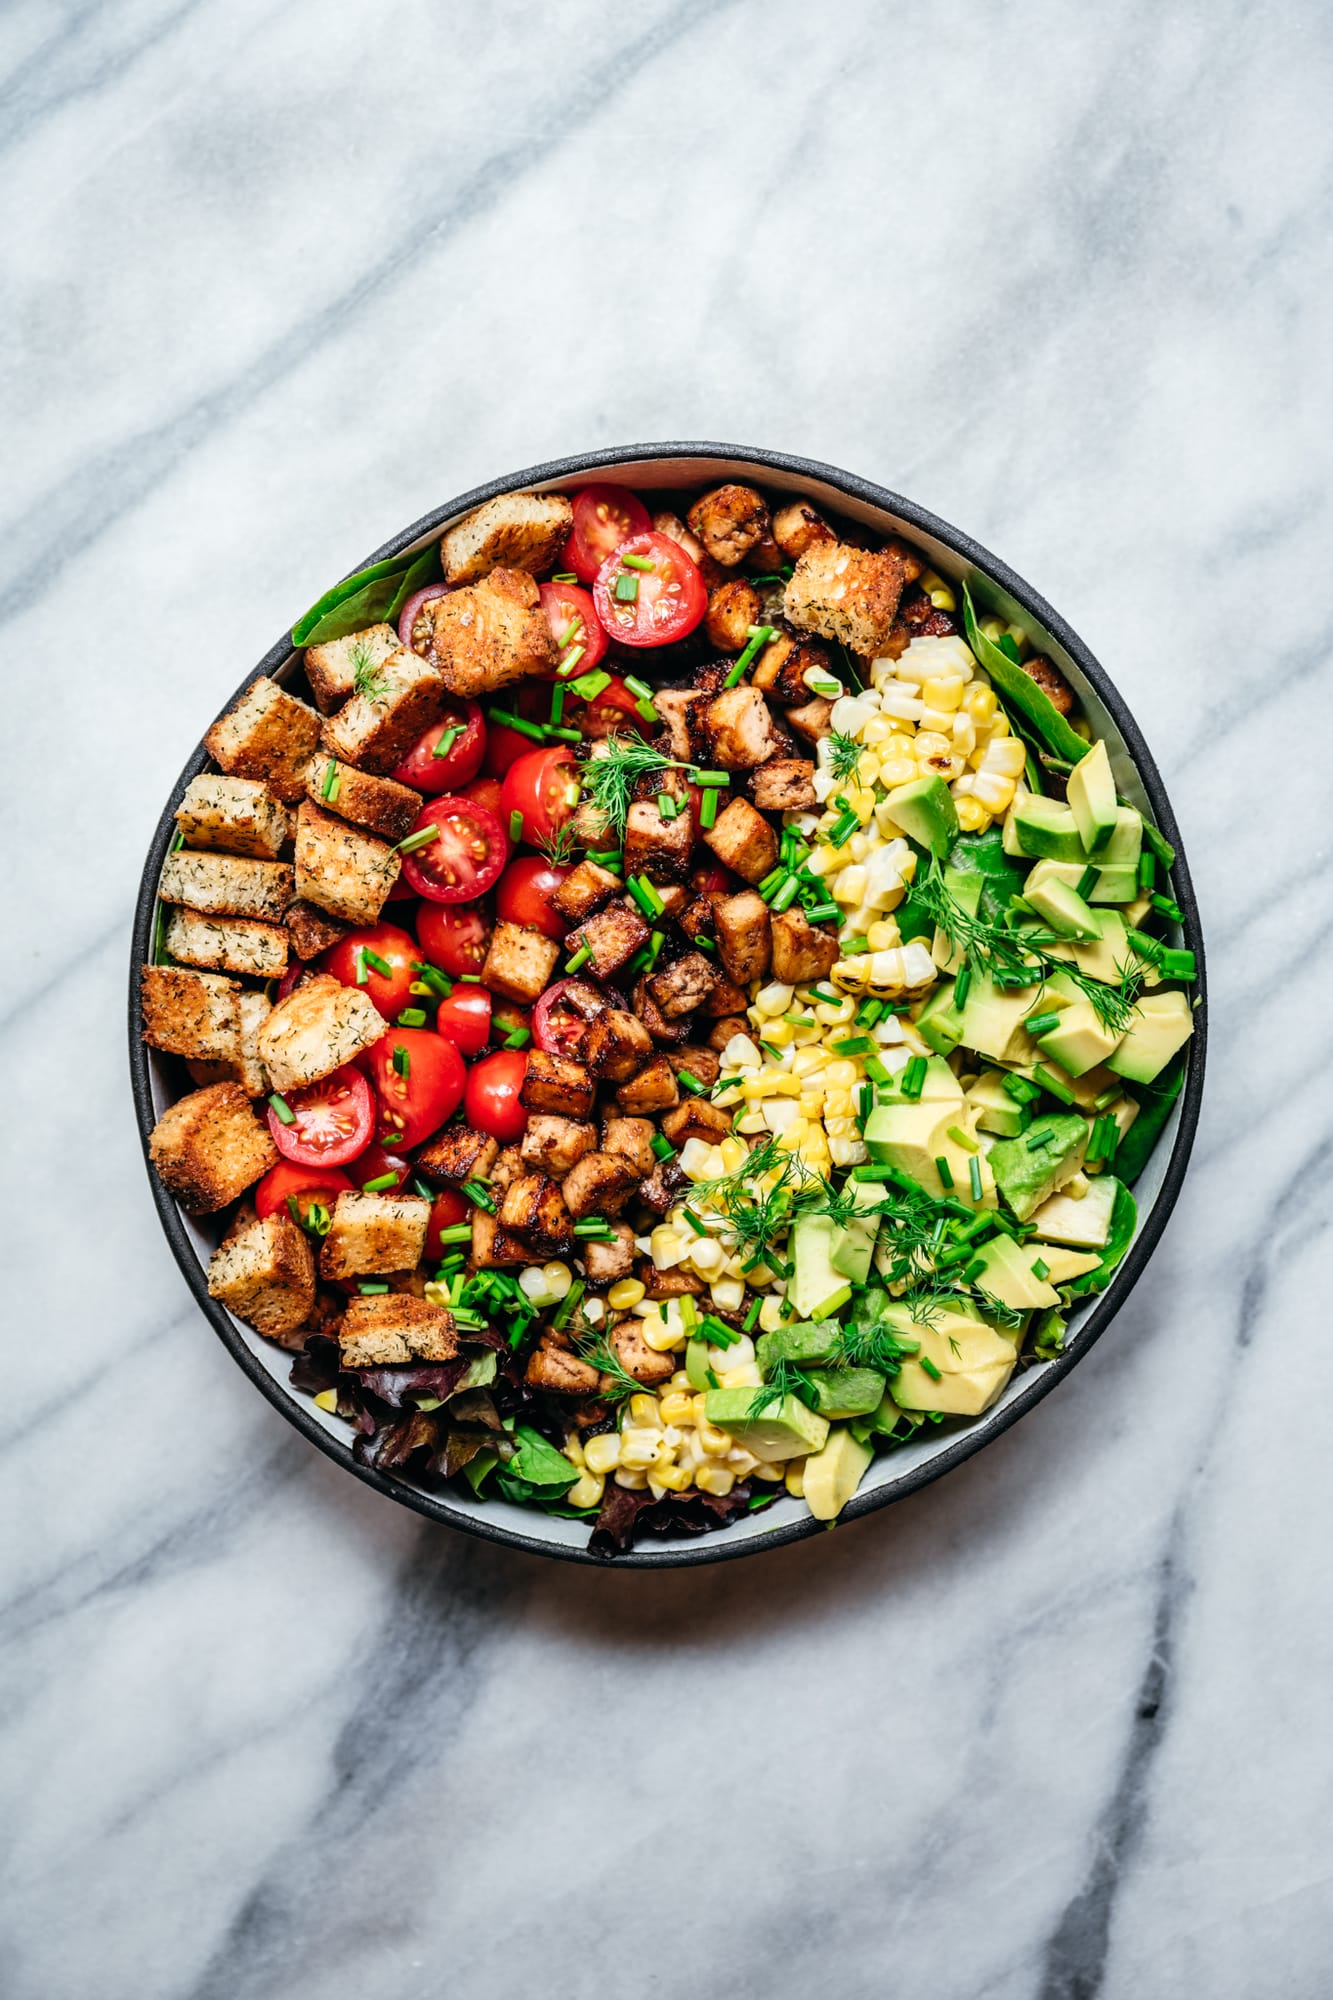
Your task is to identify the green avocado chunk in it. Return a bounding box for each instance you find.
[987,1113,1090,1219]
[786,1214,853,1320]
[1011,796,1089,861]
[1037,999,1126,1077]
[970,1234,1060,1311]
[965,1068,1029,1138]
[756,1318,841,1370]
[915,978,965,1054]
[704,1389,829,1461]
[800,1367,889,1420]
[882,774,959,859]
[1106,989,1195,1084]
[1025,875,1102,940]
[1066,739,1119,854]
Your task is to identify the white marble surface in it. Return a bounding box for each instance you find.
[3,3,1331,1994]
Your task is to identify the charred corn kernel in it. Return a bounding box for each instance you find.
[954,794,991,832]
[923,674,964,711]
[620,1428,663,1469]
[660,1391,695,1425]
[754,982,794,1017]
[973,770,1016,812]
[607,1278,646,1311]
[653,1462,693,1494]
[585,1432,622,1474]
[914,730,951,760]
[566,1471,604,1509]
[698,1421,732,1456]
[563,1432,587,1469]
[614,1468,648,1490]
[785,1461,806,1498]
[313,1388,338,1413]
[921,749,966,781]
[964,683,998,725]
[696,1464,736,1497]
[981,735,1027,778]
[628,1394,662,1428]
[758,1295,786,1332]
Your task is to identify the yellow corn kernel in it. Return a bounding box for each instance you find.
[620,1428,663,1470]
[792,1044,829,1074]
[973,771,1015,813]
[922,674,964,712]
[856,752,881,786]
[614,1468,648,1490]
[585,1432,622,1475]
[963,684,997,725]
[814,997,855,1026]
[718,1136,747,1174]
[563,1432,587,1469]
[785,1461,806,1498]
[865,918,899,951]
[882,755,920,788]
[951,712,977,758]
[652,1462,693,1494]
[313,1388,338,1413]
[641,1313,686,1352]
[567,1471,604,1510]
[847,786,876,823]
[921,570,957,613]
[690,1393,710,1423]
[660,1391,695,1425]
[981,735,1027,778]
[824,1059,858,1090]
[696,1464,736,1497]
[667,1369,692,1393]
[542,1260,572,1299]
[989,711,1010,737]
[954,794,991,833]
[697,1421,732,1456]
[607,1277,646,1311]
[761,1016,794,1047]
[758,1295,786,1332]
[914,730,951,760]
[754,982,794,1016]
[628,1393,662,1428]
[860,713,896,746]
[752,1461,785,1482]
[798,1091,824,1118]
[921,749,966,782]
[727,1448,761,1477]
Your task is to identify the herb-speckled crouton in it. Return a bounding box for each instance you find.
[648,950,719,1019]
[158,851,294,922]
[186,989,272,1097]
[582,1223,637,1285]
[560,1150,638,1219]
[337,1293,459,1367]
[584,1007,653,1081]
[257,973,385,1092]
[302,756,422,842]
[687,485,771,567]
[608,1319,675,1387]
[520,1115,597,1178]
[770,907,840,984]
[713,890,771,984]
[701,686,776,770]
[163,907,289,979]
[141,965,242,1063]
[551,859,623,925]
[414,1124,499,1187]
[440,491,574,584]
[482,920,560,1004]
[521,1050,594,1120]
[204,676,322,803]
[319,1191,430,1279]
[749,758,817,813]
[784,540,907,656]
[614,1056,680,1115]
[320,651,449,774]
[284,898,352,961]
[424,568,557,698]
[148,1082,279,1213]
[572,901,648,980]
[702,796,778,883]
[293,799,400,925]
[173,775,291,858]
[207,1204,315,1345]
[303,623,401,714]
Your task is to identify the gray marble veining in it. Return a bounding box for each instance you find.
[3,2,1332,1995]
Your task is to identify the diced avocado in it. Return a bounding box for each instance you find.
[863,1100,994,1206]
[1011,796,1089,862]
[802,1367,888,1420]
[1044,909,1129,987]
[756,1318,840,1370]
[1098,804,1143,867]
[1037,999,1126,1077]
[830,1179,885,1284]
[1023,853,1137,907]
[959,970,1049,1063]
[987,1113,1090,1219]
[849,1395,920,1445]
[965,1068,1029,1138]
[685,1338,713,1392]
[931,868,982,974]
[1067,739,1118,855]
[883,774,959,859]
[802,1427,874,1520]
[887,1310,1020,1417]
[1106,989,1194,1084]
[1031,1244,1103,1283]
[1027,1173,1118,1247]
[915,979,965,1055]
[704,1388,829,1461]
[786,1214,852,1320]
[970,1233,1060,1311]
[919,1055,966,1102]
[1001,802,1027,857]
[1025,876,1102,940]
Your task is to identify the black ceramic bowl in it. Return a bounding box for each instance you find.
[129,443,1206,1566]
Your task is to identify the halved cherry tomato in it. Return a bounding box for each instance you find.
[321,921,419,1021]
[424,1186,470,1261]
[692,859,733,897]
[568,671,644,741]
[400,796,508,904]
[464,773,505,817]
[464,1047,528,1144]
[539,580,608,672]
[388,701,485,794]
[495,855,570,939]
[398,583,453,654]
[416,902,491,977]
[562,485,652,584]
[500,745,580,849]
[593,531,707,647]
[482,684,550,777]
[254,1160,352,1225]
[350,1143,412,1193]
[367,1027,466,1150]
[532,977,607,1059]
[434,984,492,1057]
[268,1064,375,1167]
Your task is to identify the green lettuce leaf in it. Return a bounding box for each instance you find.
[1112,1056,1188,1185]
[1064,1179,1136,1296]
[961,579,1089,765]
[292,540,442,647]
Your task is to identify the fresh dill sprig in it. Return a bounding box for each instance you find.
[688,1136,829,1269]
[573,1334,643,1405]
[576,731,689,840]
[748,1358,820,1415]
[826,730,864,784]
[538,818,578,867]
[351,639,390,704]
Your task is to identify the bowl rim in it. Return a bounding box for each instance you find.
[128,440,1207,1568]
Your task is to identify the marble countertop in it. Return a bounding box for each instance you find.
[4,3,1331,1994]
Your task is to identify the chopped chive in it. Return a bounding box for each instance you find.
[565,943,591,973]
[1142,821,1175,869]
[410,961,453,998]
[654,790,677,821]
[1076,865,1099,898]
[1150,893,1184,922]
[552,1278,586,1330]
[568,669,612,701]
[759,1040,787,1064]
[1127,926,1164,964]
[857,1083,874,1128]
[757,867,786,899]
[487,708,547,742]
[437,1222,473,1245]
[1138,852,1156,891]
[621,552,656,571]
[556,616,581,649]
[723,625,776,688]
[1025,1010,1061,1037]
[969,1155,984,1202]
[556,643,586,678]
[1026,1127,1054,1150]
[508,808,524,843]
[623,674,654,703]
[863,1055,893,1084]
[1159,946,1196,980]
[682,1209,707,1236]
[573,1217,616,1239]
[769,876,800,913]
[1001,1072,1040,1104]
[1093,1087,1120,1112]
[552,571,577,584]
[392,1044,410,1079]
[268,1093,296,1125]
[650,1133,675,1162]
[502,1026,531,1049]
[614,573,639,602]
[805,901,840,924]
[947,1124,979,1153]
[321,760,340,802]
[432,724,464,761]
[588,849,623,870]
[358,1281,390,1295]
[954,962,973,1010]
[811,984,840,1003]
[677,1070,705,1096]
[743,1298,761,1334]
[919,1354,943,1382]
[628,874,665,919]
[690,769,731,788]
[412,1178,433,1202]
[396,1006,427,1027]
[901,1057,927,1100]
[362,948,392,977]
[857,999,884,1028]
[362,1171,399,1193]
[355,947,370,985]
[397,823,441,855]
[832,1035,875,1056]
[548,683,566,726]
[635,699,659,724]
[1034,1064,1076,1104]
[840,936,869,955]
[962,1257,986,1284]
[935,1156,954,1190]
[1032,1258,1050,1282]
[461,1179,496,1212]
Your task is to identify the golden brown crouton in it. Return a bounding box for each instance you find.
[608,1319,675,1387]
[601,1116,657,1176]
[687,485,771,567]
[498,1173,572,1250]
[319,651,450,775]
[772,500,835,562]
[584,1008,654,1082]
[551,859,622,925]
[185,989,272,1098]
[207,1205,315,1345]
[520,1050,594,1120]
[302,756,422,842]
[521,1115,597,1178]
[623,794,695,886]
[1019,654,1076,715]
[648,950,719,1019]
[614,1056,680,1115]
[293,799,400,926]
[666,1045,722,1089]
[204,676,323,804]
[572,901,649,981]
[661,1097,733,1147]
[141,965,242,1064]
[526,1341,602,1396]
[149,1083,279,1213]
[337,1293,459,1368]
[414,1124,499,1187]
[159,851,294,922]
[706,578,763,651]
[582,1223,637,1285]
[750,758,818,813]
[712,890,771,985]
[703,796,779,884]
[256,973,386,1092]
[784,541,907,656]
[285,898,353,961]
[163,907,289,980]
[425,567,556,698]
[560,1151,638,1219]
[319,1191,429,1280]
[482,920,561,1005]
[770,907,840,984]
[784,695,834,745]
[173,775,291,859]
[441,490,574,583]
[702,686,776,770]
[303,623,402,715]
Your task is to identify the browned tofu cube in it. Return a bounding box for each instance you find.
[713,890,772,984]
[482,920,561,1004]
[647,950,719,1019]
[601,1116,657,1176]
[149,1082,279,1213]
[582,1222,637,1285]
[560,1150,638,1219]
[173,775,291,858]
[687,484,771,567]
[639,1259,702,1299]
[784,540,907,656]
[574,901,649,980]
[162,907,289,980]
[520,1115,597,1178]
[772,501,836,561]
[424,567,556,697]
[498,1173,572,1250]
[337,1293,459,1367]
[441,491,574,584]
[303,623,401,715]
[294,799,400,925]
[705,578,763,651]
[319,1192,430,1280]
[750,758,817,812]
[631,977,690,1045]
[141,965,241,1064]
[770,907,840,984]
[614,1055,680,1115]
[677,896,715,945]
[303,756,422,842]
[320,651,450,774]
[584,1007,654,1081]
[607,1319,674,1387]
[520,1050,594,1119]
[703,796,779,884]
[284,898,352,961]
[525,1340,601,1396]
[750,631,824,704]
[702,687,776,770]
[638,1160,688,1216]
[204,676,322,804]
[489,1144,525,1194]
[623,794,695,886]
[651,688,707,762]
[551,858,622,925]
[470,1209,524,1269]
[784,695,834,746]
[414,1124,499,1187]
[700,975,750,1019]
[661,1097,733,1147]
[667,1045,722,1089]
[707,1015,750,1051]
[207,1205,315,1345]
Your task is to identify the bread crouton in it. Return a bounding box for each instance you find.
[648,950,719,1019]
[1018,654,1076,715]
[520,1050,594,1120]
[482,920,561,1004]
[303,623,401,714]
[623,794,695,886]
[163,907,289,980]
[293,799,399,926]
[498,1172,572,1250]
[285,898,352,961]
[303,756,421,842]
[705,579,763,651]
[185,989,272,1097]
[204,677,322,804]
[582,1223,637,1285]
[257,973,385,1092]
[687,485,771,568]
[713,890,771,984]
[318,652,450,776]
[525,1341,601,1396]
[584,1007,653,1082]
[206,1204,315,1345]
[572,901,649,981]
[148,1082,278,1212]
[661,1097,733,1147]
[441,490,574,584]
[702,796,779,884]
[701,687,776,770]
[666,1045,722,1089]
[141,965,242,1063]
[159,851,294,922]
[752,633,833,705]
[520,1115,597,1178]
[770,907,840,984]
[614,1055,680,1115]
[319,1191,429,1279]
[414,1124,499,1187]
[337,1293,458,1367]
[173,775,291,859]
[784,540,907,656]
[772,500,836,562]
[631,976,690,1045]
[608,1319,675,1387]
[424,567,556,698]
[551,858,622,925]
[470,1209,524,1269]
[749,758,817,813]
[560,1150,637,1219]
[601,1116,657,1176]
[784,695,834,746]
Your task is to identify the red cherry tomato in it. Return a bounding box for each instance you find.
[562,485,652,584]
[424,1186,470,1261]
[532,978,608,1059]
[388,701,485,794]
[464,773,505,817]
[539,580,608,672]
[464,1047,529,1144]
[691,859,733,897]
[568,671,645,741]
[350,1142,413,1192]
[495,855,570,939]
[593,531,707,647]
[398,583,453,654]
[416,902,491,977]
[481,685,550,778]
[268,1064,375,1167]
[367,1028,466,1150]
[400,796,508,904]
[254,1160,353,1225]
[321,921,419,1021]
[435,984,492,1057]
[500,745,580,849]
